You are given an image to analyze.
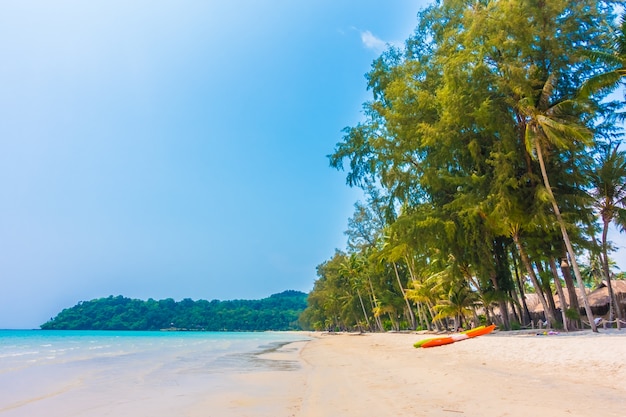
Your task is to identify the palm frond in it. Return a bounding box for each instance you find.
[536,114,593,147]
[580,71,624,98]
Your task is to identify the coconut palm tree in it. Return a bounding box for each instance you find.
[589,144,626,324]
[518,74,598,331]
[339,253,372,331]
[406,278,442,331]
[376,238,421,329]
[432,283,480,330]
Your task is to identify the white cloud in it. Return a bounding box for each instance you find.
[360,30,388,52]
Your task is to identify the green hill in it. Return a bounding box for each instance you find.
[41,290,308,331]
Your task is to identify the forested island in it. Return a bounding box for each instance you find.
[41,290,307,331]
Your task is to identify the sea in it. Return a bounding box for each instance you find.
[0,330,310,417]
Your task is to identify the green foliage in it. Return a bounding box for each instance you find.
[306,0,626,332]
[565,307,581,321]
[41,291,308,331]
[303,0,626,332]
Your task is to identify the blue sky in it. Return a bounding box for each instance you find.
[0,0,431,328]
[1,1,625,329]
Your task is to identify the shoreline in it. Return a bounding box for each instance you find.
[5,330,623,416]
[188,330,626,417]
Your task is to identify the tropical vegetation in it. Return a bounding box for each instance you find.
[300,0,626,332]
[41,291,307,331]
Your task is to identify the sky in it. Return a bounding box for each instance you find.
[1,1,625,329]
[0,0,433,329]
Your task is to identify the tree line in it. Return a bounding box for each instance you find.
[41,291,307,331]
[300,0,626,333]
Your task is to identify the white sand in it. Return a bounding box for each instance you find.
[189,330,626,417]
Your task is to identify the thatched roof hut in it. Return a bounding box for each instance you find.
[524,293,541,312]
[529,280,626,318]
[586,280,626,317]
[528,290,584,314]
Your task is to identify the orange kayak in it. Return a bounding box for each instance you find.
[413,337,436,348]
[416,324,496,349]
[421,336,455,348]
[464,324,496,338]
[461,325,485,334]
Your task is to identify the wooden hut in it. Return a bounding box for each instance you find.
[586,280,626,319]
[529,280,626,323]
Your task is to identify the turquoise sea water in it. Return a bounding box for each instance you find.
[0,330,309,416]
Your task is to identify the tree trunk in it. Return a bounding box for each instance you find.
[535,261,560,325]
[392,262,416,329]
[366,278,384,331]
[427,301,444,331]
[534,141,597,332]
[549,257,569,331]
[356,288,371,331]
[512,249,532,324]
[490,270,511,330]
[404,255,418,283]
[559,255,581,329]
[414,302,425,330]
[419,302,432,330]
[512,232,558,325]
[509,288,522,325]
[601,218,622,328]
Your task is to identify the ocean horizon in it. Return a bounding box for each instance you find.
[0,330,310,416]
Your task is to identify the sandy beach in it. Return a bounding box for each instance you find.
[189,330,626,417]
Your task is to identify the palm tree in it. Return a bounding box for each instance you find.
[580,13,626,99]
[376,238,421,329]
[406,278,442,331]
[507,220,559,327]
[432,283,480,330]
[339,253,372,331]
[589,144,626,324]
[578,13,626,326]
[518,74,598,331]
